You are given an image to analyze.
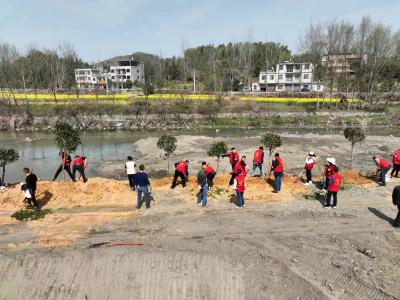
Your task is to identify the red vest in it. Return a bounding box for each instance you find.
[235,174,246,192]
[273,157,283,173]
[176,162,187,176]
[253,149,263,164]
[393,150,400,164]
[229,151,239,165]
[328,172,342,192]
[378,158,391,169]
[233,160,246,175]
[63,154,71,167]
[73,156,84,166]
[204,164,215,175]
[305,157,315,170]
[325,164,335,178]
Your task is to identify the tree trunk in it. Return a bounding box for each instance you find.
[2,165,5,185]
[350,145,354,169]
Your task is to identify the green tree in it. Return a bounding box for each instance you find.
[54,121,81,153]
[344,127,366,169]
[157,134,177,174]
[261,132,282,174]
[207,141,228,172]
[0,147,19,185]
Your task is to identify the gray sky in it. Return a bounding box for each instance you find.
[0,0,399,62]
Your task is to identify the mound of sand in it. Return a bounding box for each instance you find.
[341,170,375,186]
[0,169,376,212]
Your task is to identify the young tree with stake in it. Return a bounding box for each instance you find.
[207,141,228,172]
[0,147,19,186]
[261,132,282,177]
[54,121,81,179]
[344,127,366,169]
[157,134,177,174]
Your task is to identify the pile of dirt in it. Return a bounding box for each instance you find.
[341,170,376,186]
[153,174,309,202]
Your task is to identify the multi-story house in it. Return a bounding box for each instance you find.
[321,53,367,74]
[109,60,145,86]
[257,62,324,92]
[74,69,107,88]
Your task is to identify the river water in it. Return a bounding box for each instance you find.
[0,127,398,183]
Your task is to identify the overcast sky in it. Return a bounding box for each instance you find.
[0,0,399,62]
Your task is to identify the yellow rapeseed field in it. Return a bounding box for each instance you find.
[1,92,359,104]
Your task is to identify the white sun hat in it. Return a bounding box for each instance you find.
[326,157,336,165]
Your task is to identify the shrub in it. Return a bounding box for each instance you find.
[11,209,53,221]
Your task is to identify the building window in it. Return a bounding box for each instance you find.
[111,76,115,80]
[277,84,284,90]
[111,69,115,73]
[269,75,274,80]
[137,70,140,73]
[294,74,300,79]
[279,65,283,70]
[261,75,267,80]
[278,75,283,80]
[304,64,310,70]
[287,66,293,72]
[295,65,300,70]
[127,75,130,79]
[127,69,130,73]
[303,74,310,79]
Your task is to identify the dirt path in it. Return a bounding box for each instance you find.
[0,175,399,299]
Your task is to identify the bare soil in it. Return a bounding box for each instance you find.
[0,132,399,299]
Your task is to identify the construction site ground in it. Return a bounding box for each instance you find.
[0,172,399,299]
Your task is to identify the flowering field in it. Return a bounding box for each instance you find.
[1,92,359,104]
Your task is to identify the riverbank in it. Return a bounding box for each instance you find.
[0,111,396,131]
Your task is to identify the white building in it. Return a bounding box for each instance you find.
[258,62,324,92]
[74,69,106,88]
[109,60,145,86]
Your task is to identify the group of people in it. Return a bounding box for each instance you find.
[53,151,88,183]
[16,144,400,227]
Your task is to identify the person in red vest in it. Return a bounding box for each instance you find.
[222,148,240,170]
[72,155,88,183]
[233,169,246,208]
[304,151,317,185]
[271,153,283,193]
[229,156,248,185]
[201,161,216,189]
[53,151,75,181]
[325,166,342,209]
[391,149,400,178]
[373,156,391,186]
[171,160,189,189]
[323,157,336,191]
[251,147,264,177]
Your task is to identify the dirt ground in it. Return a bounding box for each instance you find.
[0,132,400,299]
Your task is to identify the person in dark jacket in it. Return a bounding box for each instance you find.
[135,164,151,209]
[23,167,40,209]
[197,164,208,207]
[392,185,400,228]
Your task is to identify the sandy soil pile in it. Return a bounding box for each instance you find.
[0,169,377,211]
[153,173,309,202]
[341,169,376,186]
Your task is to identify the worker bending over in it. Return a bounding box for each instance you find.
[171,160,189,189]
[373,156,391,186]
[72,155,88,183]
[229,156,248,185]
[202,161,216,189]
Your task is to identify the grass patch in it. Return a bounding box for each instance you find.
[11,209,53,221]
[303,192,319,201]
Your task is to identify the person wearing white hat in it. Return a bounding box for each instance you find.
[323,158,336,191]
[304,152,317,185]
